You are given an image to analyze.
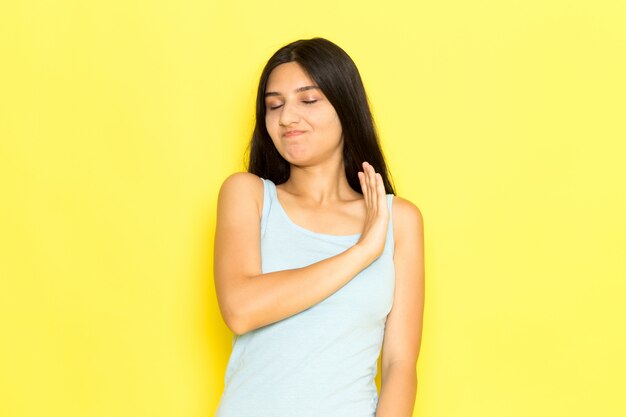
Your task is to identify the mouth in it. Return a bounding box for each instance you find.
[284,130,305,137]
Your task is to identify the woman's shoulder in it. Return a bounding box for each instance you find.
[217,172,265,218]
[220,171,264,190]
[390,194,424,242]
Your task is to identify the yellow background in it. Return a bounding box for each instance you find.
[1,1,625,416]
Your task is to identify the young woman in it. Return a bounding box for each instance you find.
[214,37,424,417]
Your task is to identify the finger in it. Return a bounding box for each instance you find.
[365,163,376,208]
[360,163,369,207]
[364,162,373,209]
[376,173,386,213]
[367,164,377,211]
[358,171,368,206]
[376,173,385,197]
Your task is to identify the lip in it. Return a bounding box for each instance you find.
[284,130,305,137]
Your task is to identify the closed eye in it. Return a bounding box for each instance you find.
[268,100,318,110]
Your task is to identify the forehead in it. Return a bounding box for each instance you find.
[265,62,316,92]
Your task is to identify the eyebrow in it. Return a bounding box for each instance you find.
[264,85,320,97]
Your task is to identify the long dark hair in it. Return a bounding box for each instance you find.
[245,37,396,195]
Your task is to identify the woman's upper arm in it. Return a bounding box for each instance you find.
[213,172,264,333]
[381,196,425,374]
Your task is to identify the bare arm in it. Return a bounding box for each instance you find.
[227,239,376,335]
[214,162,387,335]
[376,196,425,417]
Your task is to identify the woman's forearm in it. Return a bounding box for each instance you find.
[229,243,377,334]
[376,363,418,417]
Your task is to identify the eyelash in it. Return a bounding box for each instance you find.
[268,100,317,110]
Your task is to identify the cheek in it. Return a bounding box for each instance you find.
[265,115,282,148]
[265,113,277,133]
[320,112,342,134]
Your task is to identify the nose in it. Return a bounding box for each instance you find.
[278,100,300,127]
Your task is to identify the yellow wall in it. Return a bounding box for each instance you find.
[1,1,625,416]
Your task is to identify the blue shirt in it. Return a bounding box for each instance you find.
[215,177,395,417]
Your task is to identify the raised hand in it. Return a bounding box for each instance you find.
[356,161,390,261]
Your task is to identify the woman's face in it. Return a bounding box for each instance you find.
[264,62,343,166]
